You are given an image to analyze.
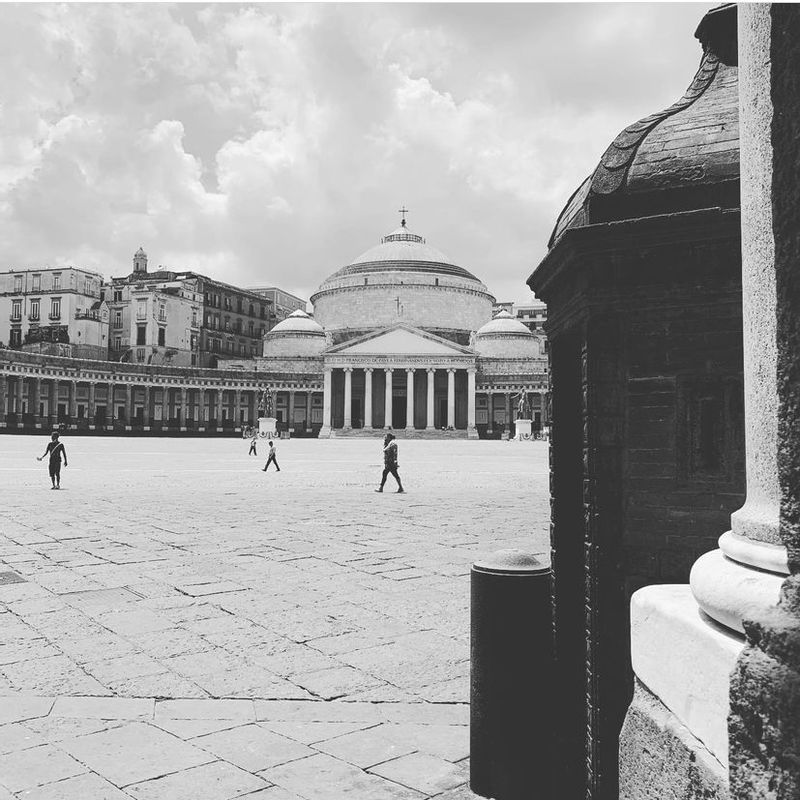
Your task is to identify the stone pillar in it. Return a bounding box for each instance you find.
[321,368,333,436]
[124,383,132,424]
[0,374,6,423]
[384,368,393,429]
[143,385,151,427]
[32,378,41,422]
[467,368,477,436]
[426,369,435,430]
[234,388,242,427]
[15,376,23,417]
[446,369,455,429]
[180,387,188,427]
[88,382,96,423]
[343,368,353,429]
[486,390,494,433]
[107,382,115,424]
[288,390,295,430]
[505,393,511,430]
[364,369,373,429]
[406,368,415,429]
[69,380,77,420]
[216,388,224,427]
[161,386,169,424]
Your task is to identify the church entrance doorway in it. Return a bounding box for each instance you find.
[392,397,406,429]
[351,398,362,428]
[438,398,447,428]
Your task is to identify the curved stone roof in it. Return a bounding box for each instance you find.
[267,309,324,336]
[476,310,534,337]
[324,222,480,282]
[550,4,739,246]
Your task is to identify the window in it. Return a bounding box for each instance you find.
[248,321,254,337]
[113,310,122,328]
[113,289,123,302]
[239,343,245,355]
[52,274,61,290]
[191,309,197,327]
[137,325,146,346]
[9,328,21,347]
[137,300,146,319]
[190,334,197,350]
[29,299,39,321]
[11,300,21,321]
[224,317,230,332]
[205,314,212,326]
[136,347,146,362]
[236,298,242,313]
[227,340,233,352]
[13,276,22,293]
[158,327,165,346]
[260,306,266,319]
[158,304,166,322]
[32,274,40,292]
[50,298,61,320]
[249,304,254,316]
[114,336,122,351]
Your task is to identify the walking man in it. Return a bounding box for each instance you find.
[262,440,280,472]
[37,431,68,489]
[248,433,258,456]
[376,433,404,493]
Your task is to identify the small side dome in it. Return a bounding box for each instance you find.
[263,309,326,357]
[269,309,323,335]
[474,310,539,358]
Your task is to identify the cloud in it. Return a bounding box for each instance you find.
[0,3,713,303]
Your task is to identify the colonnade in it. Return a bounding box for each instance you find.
[322,365,477,431]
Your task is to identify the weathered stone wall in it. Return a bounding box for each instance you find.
[312,275,493,334]
[474,334,541,359]
[262,333,326,358]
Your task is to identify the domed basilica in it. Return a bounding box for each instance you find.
[258,214,548,438]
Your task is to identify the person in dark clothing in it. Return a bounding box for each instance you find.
[37,432,68,489]
[248,434,258,456]
[262,440,280,472]
[376,433,404,493]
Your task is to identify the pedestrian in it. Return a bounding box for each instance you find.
[248,432,258,456]
[375,433,404,493]
[37,431,68,490]
[262,440,280,472]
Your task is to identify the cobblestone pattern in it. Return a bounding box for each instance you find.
[0,436,548,798]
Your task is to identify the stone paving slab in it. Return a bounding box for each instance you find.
[0,437,548,798]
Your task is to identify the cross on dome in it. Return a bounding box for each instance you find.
[398,206,409,227]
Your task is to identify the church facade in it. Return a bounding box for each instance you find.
[257,217,549,438]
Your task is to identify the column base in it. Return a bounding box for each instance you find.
[125,425,132,431]
[629,584,744,767]
[467,426,479,440]
[319,425,332,438]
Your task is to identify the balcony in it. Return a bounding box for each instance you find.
[75,309,101,321]
[48,312,61,321]
[10,313,21,322]
[28,312,40,322]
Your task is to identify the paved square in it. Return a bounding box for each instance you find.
[0,436,548,798]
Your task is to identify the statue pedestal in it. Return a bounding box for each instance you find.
[514,419,532,440]
[258,417,277,437]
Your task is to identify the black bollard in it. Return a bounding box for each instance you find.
[470,550,553,800]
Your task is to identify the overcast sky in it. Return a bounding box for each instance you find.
[0,2,713,306]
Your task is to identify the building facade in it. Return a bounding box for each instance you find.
[256,217,549,438]
[106,249,272,368]
[248,286,307,323]
[0,266,109,360]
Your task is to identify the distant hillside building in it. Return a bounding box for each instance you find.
[0,266,109,361]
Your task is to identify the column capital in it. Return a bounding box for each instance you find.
[467,367,477,375]
[447,367,456,374]
[406,367,415,374]
[343,367,353,373]
[384,367,393,374]
[427,367,436,374]
[364,367,374,374]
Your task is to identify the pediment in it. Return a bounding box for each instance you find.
[327,325,471,356]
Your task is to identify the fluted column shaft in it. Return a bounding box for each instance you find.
[426,369,435,429]
[364,369,373,428]
[384,368,393,429]
[467,369,476,429]
[343,369,353,428]
[406,369,415,429]
[322,369,333,429]
[446,369,455,428]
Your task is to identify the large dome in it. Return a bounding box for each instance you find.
[262,309,326,357]
[310,219,494,343]
[475,310,540,358]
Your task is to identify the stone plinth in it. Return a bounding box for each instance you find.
[513,419,532,440]
[258,417,277,437]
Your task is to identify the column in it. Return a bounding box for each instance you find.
[0,373,6,422]
[69,380,77,420]
[288,390,295,430]
[505,393,512,433]
[216,388,224,427]
[161,386,169,424]
[88,382,96,423]
[124,383,132,424]
[235,388,242,427]
[343,368,353,428]
[384,368,393,429]
[406,368,415,429]
[197,388,206,427]
[467,368,476,430]
[32,378,41,421]
[108,381,116,424]
[487,390,494,432]
[15,376,23,416]
[364,369,373,429]
[446,369,455,429]
[321,368,333,434]
[180,387,188,426]
[426,369,435,430]
[143,386,151,427]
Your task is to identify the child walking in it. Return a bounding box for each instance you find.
[262,440,280,472]
[37,432,68,489]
